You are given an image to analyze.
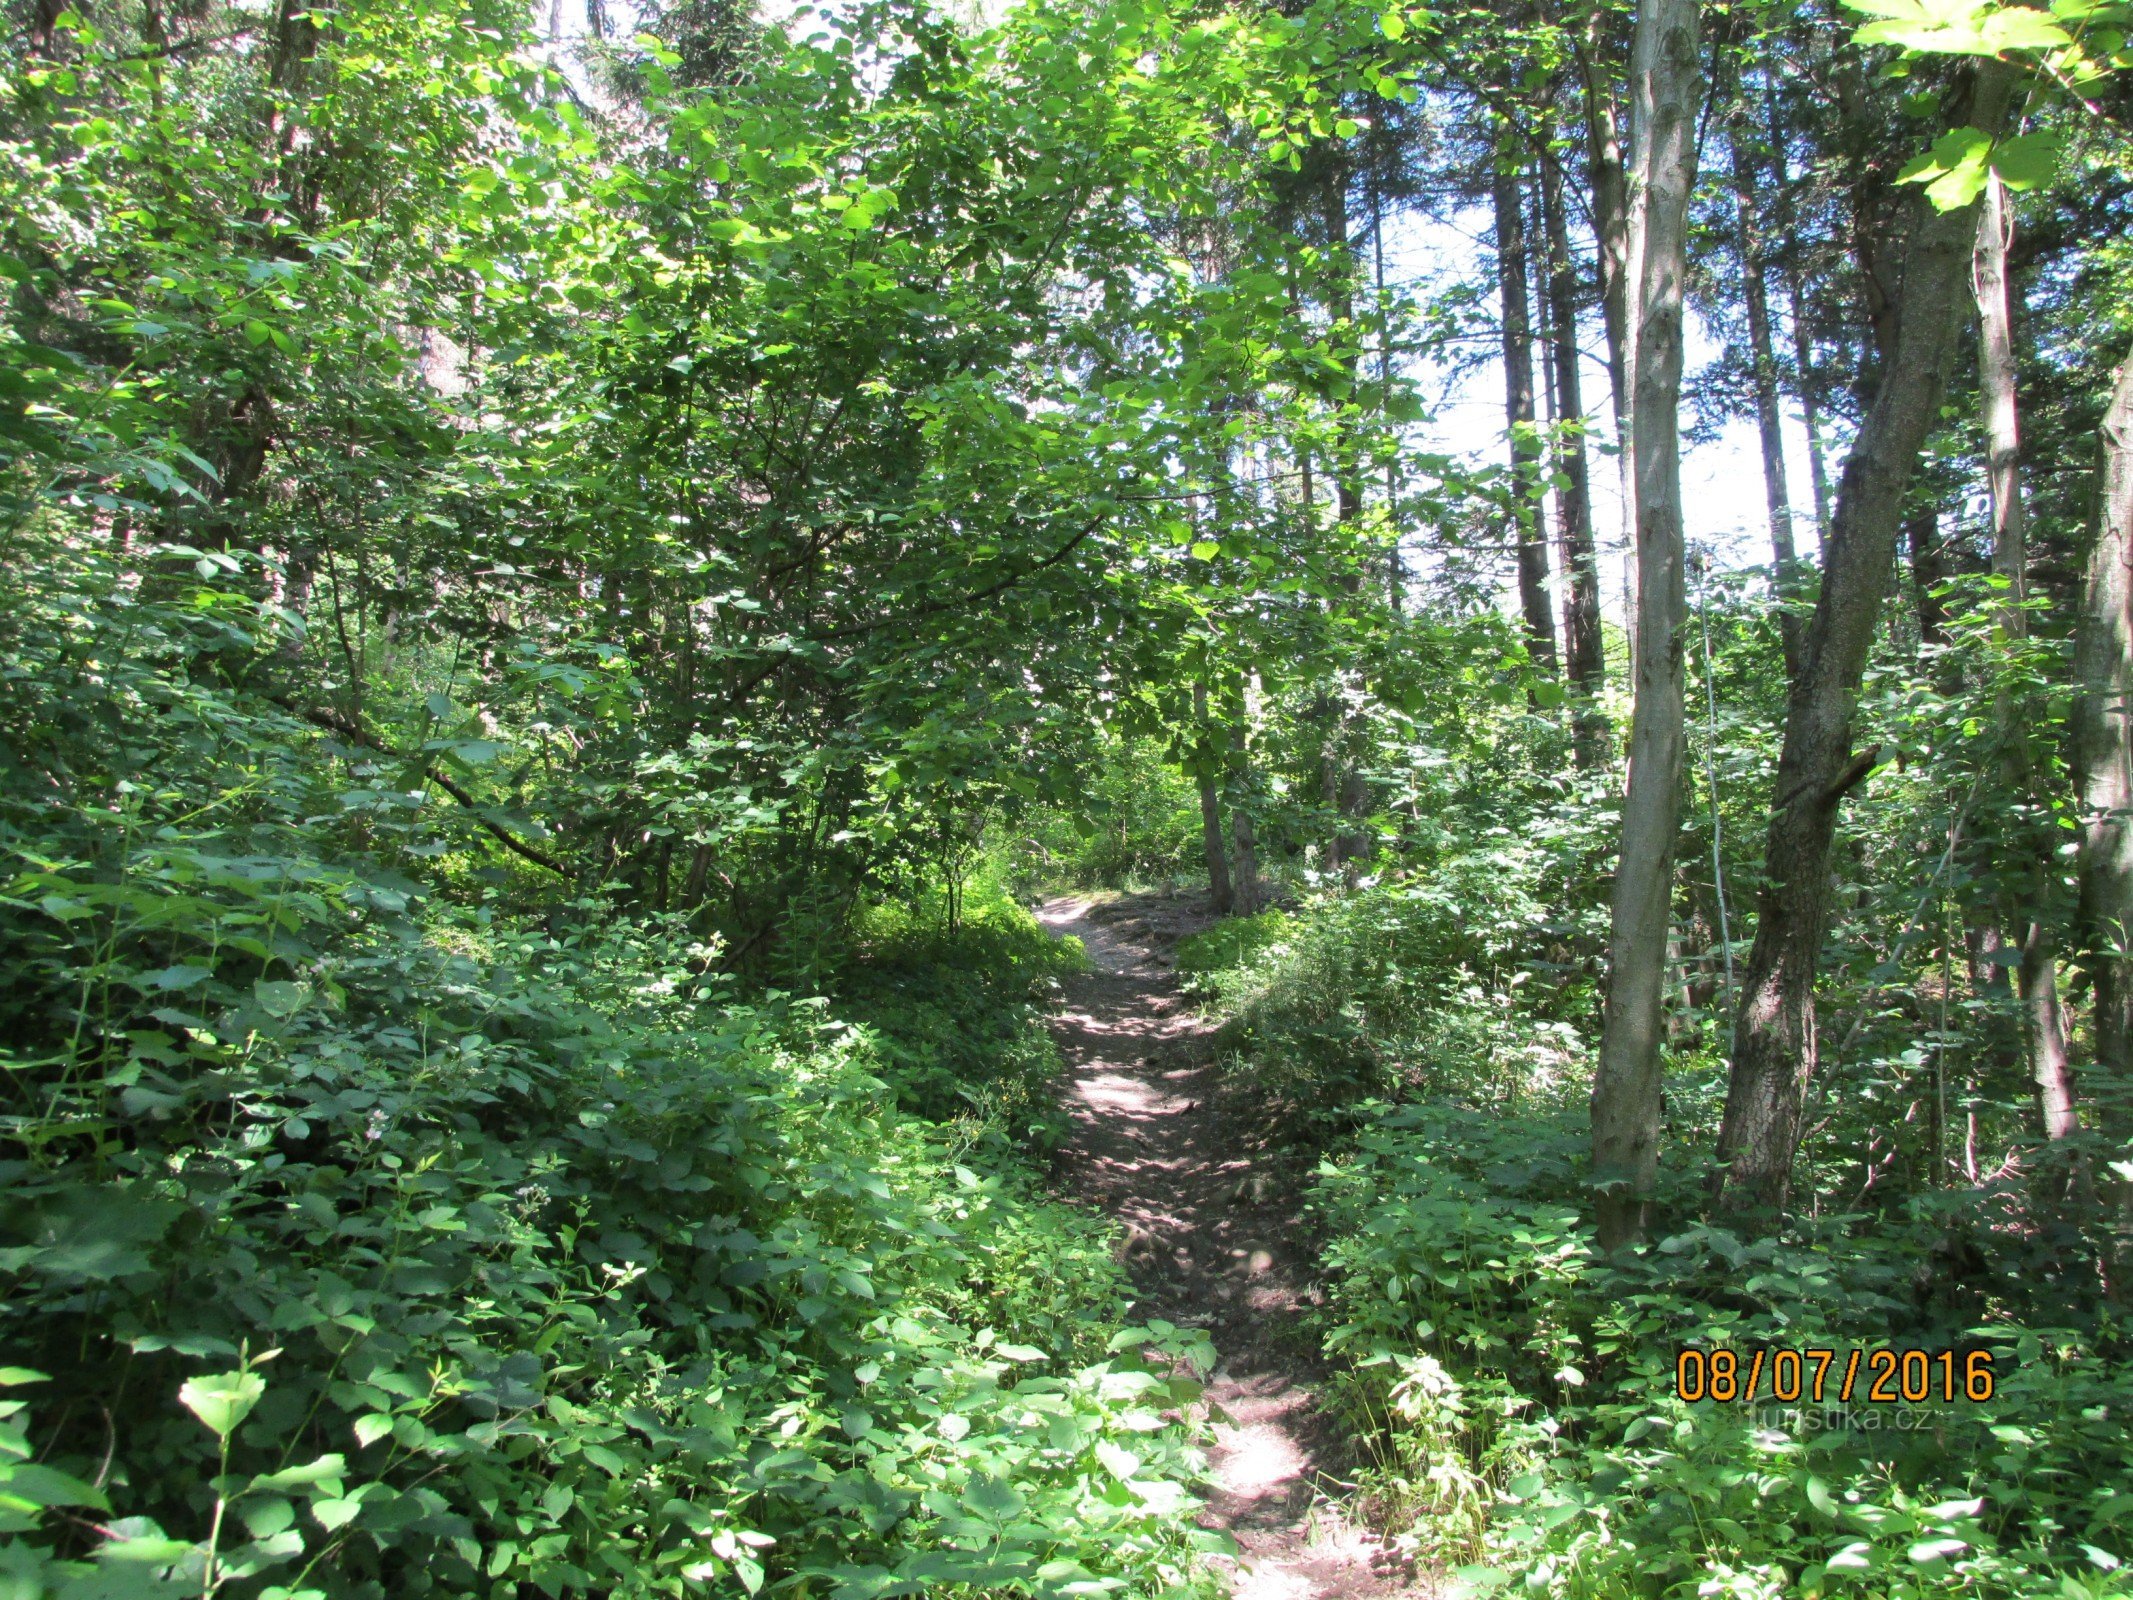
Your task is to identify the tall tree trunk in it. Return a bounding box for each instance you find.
[1729,124,1801,677]
[1572,18,1631,436]
[1371,176,1404,612]
[1764,78,1833,551]
[1494,147,1558,680]
[1323,142,1372,871]
[1588,0,1702,1250]
[1571,22,1638,651]
[1973,171,2077,1143]
[1226,674,1263,917]
[1541,146,1609,764]
[2073,355,2133,1285]
[1195,680,1234,915]
[2074,352,2133,1088]
[1713,65,2013,1213]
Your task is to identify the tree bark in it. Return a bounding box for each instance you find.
[1571,19,1637,641]
[1713,64,2013,1214]
[1540,146,1608,764]
[1729,124,1801,677]
[1589,0,1701,1249]
[2073,352,2133,1102]
[1227,675,1263,917]
[1763,78,1833,551]
[1229,797,1261,918]
[1195,680,1234,915]
[1495,147,1558,680]
[1972,170,2077,1143]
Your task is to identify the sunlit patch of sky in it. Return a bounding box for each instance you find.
[1386,204,1839,628]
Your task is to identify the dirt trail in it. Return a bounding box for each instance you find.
[1037,893,1427,1600]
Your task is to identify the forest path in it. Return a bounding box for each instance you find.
[1037,893,1428,1600]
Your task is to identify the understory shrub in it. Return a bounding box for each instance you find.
[832,879,1087,1156]
[1311,1104,2133,1600]
[1192,867,1589,1140]
[1183,881,2133,1599]
[0,549,1220,1600]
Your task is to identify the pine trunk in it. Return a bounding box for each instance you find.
[1495,150,1557,680]
[1540,148,1608,763]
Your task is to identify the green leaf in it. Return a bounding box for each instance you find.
[1897,125,1993,210]
[254,980,311,1019]
[1992,129,2063,190]
[1380,10,1407,38]
[179,1372,265,1441]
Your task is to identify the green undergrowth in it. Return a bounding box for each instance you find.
[1183,861,1592,1146]
[1187,882,2133,1600]
[0,549,1221,1600]
[831,881,1087,1158]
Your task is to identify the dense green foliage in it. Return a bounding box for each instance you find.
[0,545,1217,1598]
[8,0,2133,1595]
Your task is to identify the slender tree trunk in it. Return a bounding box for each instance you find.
[1195,680,1234,915]
[1571,25,1638,657]
[1713,65,2013,1213]
[1730,126,1801,676]
[1371,176,1404,612]
[1763,79,1832,551]
[2074,353,2133,1089]
[1573,23,1631,435]
[2073,354,2133,1283]
[1973,171,2077,1143]
[1226,674,1263,917]
[1589,0,1702,1249]
[1540,147,1608,764]
[1790,279,1835,554]
[1495,148,1557,680]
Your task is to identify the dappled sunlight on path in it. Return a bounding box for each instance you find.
[1039,893,1436,1600]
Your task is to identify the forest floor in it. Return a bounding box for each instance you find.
[1037,891,1433,1600]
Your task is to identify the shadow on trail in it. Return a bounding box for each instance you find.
[1038,893,1435,1600]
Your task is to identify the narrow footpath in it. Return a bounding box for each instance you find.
[1036,893,1430,1600]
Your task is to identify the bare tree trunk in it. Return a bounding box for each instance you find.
[1973,171,2077,1143]
[2073,353,2133,1282]
[1541,147,1608,764]
[1229,798,1261,919]
[1713,65,2012,1213]
[1195,680,1233,915]
[1730,125,1800,676]
[1763,80,1832,552]
[2074,353,2133,1089]
[1227,675,1263,917]
[1571,23,1638,649]
[1495,148,1557,681]
[1589,0,1701,1249]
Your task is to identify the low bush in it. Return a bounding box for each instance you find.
[1188,867,1588,1141]
[1312,1100,2133,1599]
[833,877,1088,1156]
[1182,879,2133,1600]
[0,552,1220,1600]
